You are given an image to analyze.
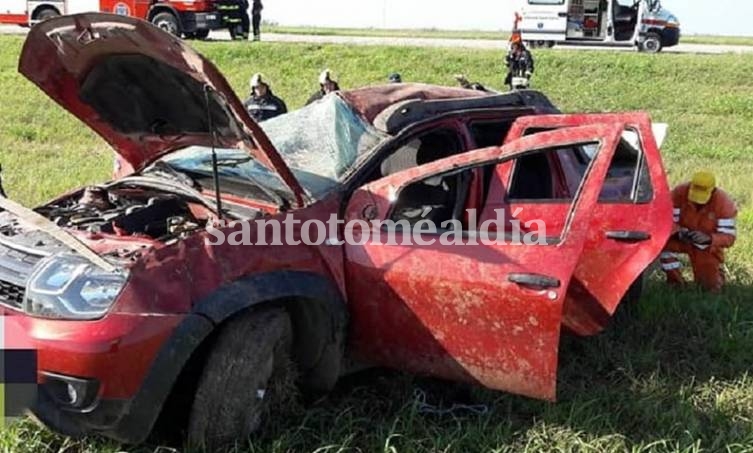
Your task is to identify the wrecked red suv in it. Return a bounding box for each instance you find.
[2,13,672,450]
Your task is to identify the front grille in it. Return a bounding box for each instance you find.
[0,279,24,310]
[0,238,41,311]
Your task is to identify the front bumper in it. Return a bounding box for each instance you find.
[178,11,223,33]
[2,309,185,442]
[32,390,131,440]
[662,27,681,47]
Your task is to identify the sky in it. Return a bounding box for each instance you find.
[263,0,752,37]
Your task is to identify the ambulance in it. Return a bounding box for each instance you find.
[0,0,244,39]
[518,0,681,52]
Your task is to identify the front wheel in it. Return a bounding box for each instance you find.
[34,7,60,23]
[639,32,663,53]
[187,307,295,451]
[151,12,181,37]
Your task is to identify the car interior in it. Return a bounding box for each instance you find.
[370,119,517,228]
[378,129,466,225]
[386,127,653,238]
[565,0,639,41]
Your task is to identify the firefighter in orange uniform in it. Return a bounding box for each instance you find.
[660,171,737,292]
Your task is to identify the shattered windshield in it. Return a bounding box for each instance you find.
[157,147,293,206]
[160,95,387,202]
[260,94,388,197]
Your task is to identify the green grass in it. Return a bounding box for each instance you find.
[265,25,509,41]
[264,25,753,47]
[2,37,753,452]
[680,35,753,47]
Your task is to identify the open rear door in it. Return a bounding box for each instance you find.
[502,113,673,335]
[344,124,626,401]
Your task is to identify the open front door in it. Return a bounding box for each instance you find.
[503,113,673,335]
[344,124,626,401]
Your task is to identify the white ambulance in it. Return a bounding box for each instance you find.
[518,0,681,52]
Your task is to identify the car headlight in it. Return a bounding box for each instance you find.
[24,254,128,320]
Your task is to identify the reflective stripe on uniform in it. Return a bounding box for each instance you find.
[661,262,682,271]
[673,208,681,222]
[694,243,710,250]
[660,251,682,271]
[718,218,736,227]
[717,227,737,236]
[246,104,279,111]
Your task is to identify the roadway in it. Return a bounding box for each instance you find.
[2,25,752,55]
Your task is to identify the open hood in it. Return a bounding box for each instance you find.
[19,13,305,206]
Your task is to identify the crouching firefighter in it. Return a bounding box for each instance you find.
[244,73,287,122]
[660,171,738,292]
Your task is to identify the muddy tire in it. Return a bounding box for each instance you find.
[187,307,294,452]
[151,12,181,37]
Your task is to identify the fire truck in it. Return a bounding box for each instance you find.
[0,0,246,39]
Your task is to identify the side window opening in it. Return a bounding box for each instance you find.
[582,129,653,202]
[522,127,653,203]
[389,142,600,243]
[508,153,556,200]
[469,121,513,149]
[469,120,516,206]
[363,128,465,185]
[390,170,470,227]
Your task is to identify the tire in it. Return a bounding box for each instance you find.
[187,308,294,451]
[621,272,646,305]
[639,32,662,53]
[612,273,646,326]
[546,40,556,48]
[151,12,181,37]
[34,7,60,23]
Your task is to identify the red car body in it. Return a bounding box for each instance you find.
[1,13,672,443]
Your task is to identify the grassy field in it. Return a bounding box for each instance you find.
[265,25,753,47]
[1,35,753,452]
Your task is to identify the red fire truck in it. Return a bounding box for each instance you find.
[0,0,245,39]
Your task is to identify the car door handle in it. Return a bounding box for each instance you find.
[508,273,561,289]
[606,230,651,242]
[558,12,569,17]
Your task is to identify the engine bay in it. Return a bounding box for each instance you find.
[36,185,208,241]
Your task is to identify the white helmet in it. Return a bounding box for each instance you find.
[319,69,335,85]
[250,72,265,90]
